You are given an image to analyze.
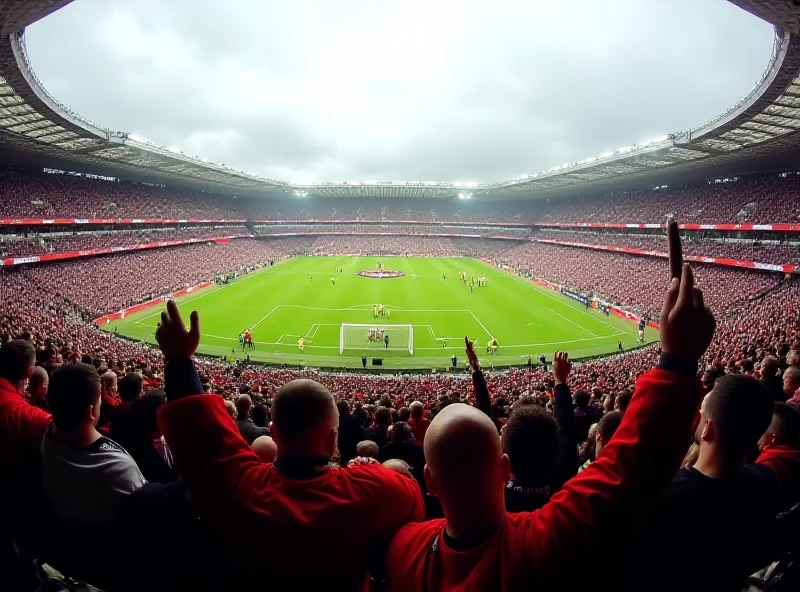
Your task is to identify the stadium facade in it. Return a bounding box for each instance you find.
[1,0,800,201]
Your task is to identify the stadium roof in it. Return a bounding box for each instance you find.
[1,0,800,200]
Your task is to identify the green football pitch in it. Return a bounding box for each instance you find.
[105,256,656,370]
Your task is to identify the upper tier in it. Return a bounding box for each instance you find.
[1,166,799,227]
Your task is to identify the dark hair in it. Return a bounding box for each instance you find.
[397,407,411,422]
[390,421,411,444]
[374,406,392,426]
[252,403,269,428]
[616,389,633,413]
[502,405,558,486]
[597,411,623,443]
[118,373,144,403]
[574,390,591,408]
[130,390,166,436]
[739,359,754,373]
[47,363,101,431]
[773,402,800,447]
[235,394,253,417]
[336,400,350,417]
[705,374,773,459]
[0,339,36,383]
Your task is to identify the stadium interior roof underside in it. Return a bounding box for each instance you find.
[3,0,800,201]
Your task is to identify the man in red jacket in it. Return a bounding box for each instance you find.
[386,224,716,591]
[0,339,52,539]
[757,401,800,509]
[155,302,424,590]
[0,339,52,474]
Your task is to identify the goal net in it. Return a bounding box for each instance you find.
[340,324,414,355]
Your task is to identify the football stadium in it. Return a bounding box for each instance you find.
[1,0,800,590]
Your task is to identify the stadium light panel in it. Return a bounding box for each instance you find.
[464,182,478,188]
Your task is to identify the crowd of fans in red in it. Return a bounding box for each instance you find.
[307,235,517,258]
[3,164,798,225]
[1,163,800,590]
[536,174,800,225]
[537,229,800,266]
[2,222,799,591]
[503,240,783,317]
[0,226,250,258]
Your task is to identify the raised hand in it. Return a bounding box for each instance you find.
[553,350,572,385]
[156,300,201,361]
[667,218,683,282]
[659,225,715,362]
[465,336,481,371]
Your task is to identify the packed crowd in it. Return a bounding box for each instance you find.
[307,235,519,258]
[503,241,783,317]
[536,173,800,225]
[3,224,800,592]
[3,164,798,227]
[254,223,532,239]
[20,238,312,317]
[0,226,249,258]
[537,230,800,266]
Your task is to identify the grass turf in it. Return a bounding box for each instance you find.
[106,256,656,370]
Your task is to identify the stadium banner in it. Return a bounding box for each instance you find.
[560,287,590,307]
[92,281,215,326]
[1,234,254,267]
[0,218,247,226]
[534,222,800,233]
[535,239,797,274]
[252,219,532,228]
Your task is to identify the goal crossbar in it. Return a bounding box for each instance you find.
[339,323,414,355]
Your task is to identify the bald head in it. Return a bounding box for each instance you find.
[27,366,49,401]
[383,458,412,479]
[424,404,509,537]
[425,404,502,484]
[223,399,238,420]
[271,379,338,458]
[356,440,379,459]
[409,401,424,419]
[252,436,278,463]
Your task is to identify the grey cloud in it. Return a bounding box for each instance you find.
[25,0,775,182]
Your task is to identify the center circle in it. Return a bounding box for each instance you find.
[357,269,405,279]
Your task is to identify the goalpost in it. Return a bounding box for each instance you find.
[339,323,414,355]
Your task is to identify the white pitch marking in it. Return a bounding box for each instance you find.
[542,305,598,337]
[467,309,494,340]
[248,305,280,331]
[500,270,626,334]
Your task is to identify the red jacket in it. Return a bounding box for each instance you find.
[386,368,702,591]
[757,444,800,509]
[408,417,431,444]
[158,394,425,589]
[0,377,51,472]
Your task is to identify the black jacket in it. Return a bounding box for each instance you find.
[235,416,269,445]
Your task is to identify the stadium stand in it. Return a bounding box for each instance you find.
[3,0,800,585]
[536,230,800,266]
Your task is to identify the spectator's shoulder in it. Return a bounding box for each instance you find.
[390,518,445,553]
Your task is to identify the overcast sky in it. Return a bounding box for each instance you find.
[26,0,774,183]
